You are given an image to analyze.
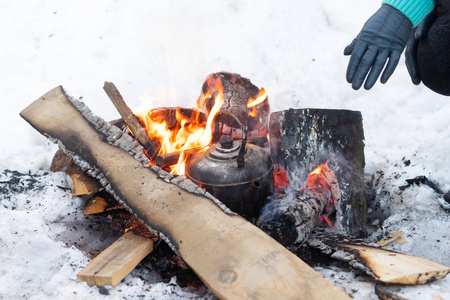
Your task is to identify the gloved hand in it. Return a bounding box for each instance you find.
[405,13,437,85]
[344,4,413,90]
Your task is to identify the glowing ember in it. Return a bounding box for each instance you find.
[305,161,340,227]
[273,164,290,193]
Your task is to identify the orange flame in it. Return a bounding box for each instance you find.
[247,88,267,117]
[136,78,226,175]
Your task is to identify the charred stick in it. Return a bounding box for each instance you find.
[155,147,203,167]
[103,81,158,160]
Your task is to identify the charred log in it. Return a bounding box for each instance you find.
[257,189,329,247]
[197,72,270,141]
[269,108,366,236]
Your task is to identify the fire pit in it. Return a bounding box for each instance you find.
[18,72,450,300]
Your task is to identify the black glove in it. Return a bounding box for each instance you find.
[405,13,438,85]
[344,5,413,90]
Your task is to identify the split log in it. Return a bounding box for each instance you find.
[307,229,450,284]
[83,195,109,215]
[269,108,366,236]
[66,165,101,196]
[51,148,75,172]
[77,230,154,287]
[103,81,159,160]
[20,86,350,300]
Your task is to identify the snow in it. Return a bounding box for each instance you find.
[1,0,449,299]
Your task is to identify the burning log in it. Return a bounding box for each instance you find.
[258,162,339,247]
[269,108,366,236]
[20,86,350,300]
[197,72,270,141]
[155,147,201,168]
[103,81,159,160]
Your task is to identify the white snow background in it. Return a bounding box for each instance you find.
[1,0,449,299]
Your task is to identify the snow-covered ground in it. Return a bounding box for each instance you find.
[1,0,449,299]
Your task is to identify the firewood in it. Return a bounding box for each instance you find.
[257,188,329,248]
[83,195,108,215]
[66,166,101,196]
[269,108,366,236]
[339,244,450,284]
[258,161,340,248]
[77,230,154,287]
[21,86,351,300]
[50,148,75,172]
[155,147,201,168]
[103,81,158,160]
[307,229,450,284]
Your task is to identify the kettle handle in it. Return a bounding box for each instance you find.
[215,112,247,168]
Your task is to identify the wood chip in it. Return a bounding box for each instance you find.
[376,231,405,246]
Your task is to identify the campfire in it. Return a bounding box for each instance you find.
[20,72,450,299]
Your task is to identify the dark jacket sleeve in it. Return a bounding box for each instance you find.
[435,0,450,15]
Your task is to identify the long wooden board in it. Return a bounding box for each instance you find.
[20,86,350,300]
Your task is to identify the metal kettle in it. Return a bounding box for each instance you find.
[185,114,274,220]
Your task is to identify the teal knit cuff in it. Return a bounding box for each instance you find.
[382,0,435,26]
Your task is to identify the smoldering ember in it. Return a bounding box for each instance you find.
[11,72,449,299]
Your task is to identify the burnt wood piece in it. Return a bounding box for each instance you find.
[374,284,409,300]
[103,81,159,160]
[307,229,450,284]
[155,147,202,168]
[197,72,270,141]
[20,86,350,300]
[257,189,329,248]
[269,108,366,236]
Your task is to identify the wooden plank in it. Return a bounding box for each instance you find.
[20,86,351,300]
[77,231,154,286]
[338,243,450,284]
